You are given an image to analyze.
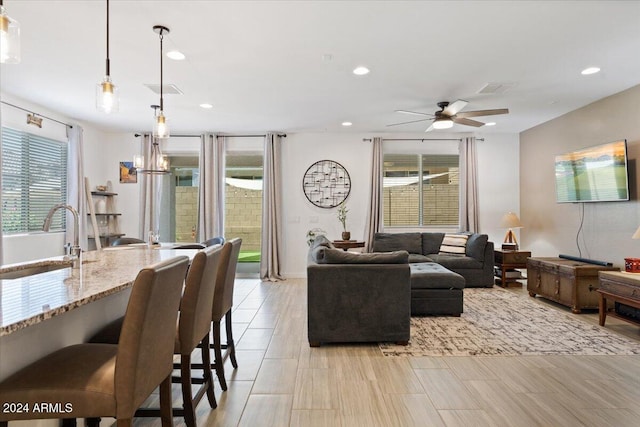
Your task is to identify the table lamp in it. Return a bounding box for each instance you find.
[500,212,523,250]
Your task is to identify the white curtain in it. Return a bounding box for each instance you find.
[260,133,283,281]
[66,125,88,250]
[459,136,479,232]
[364,137,384,252]
[0,126,3,264]
[197,133,225,242]
[138,134,163,241]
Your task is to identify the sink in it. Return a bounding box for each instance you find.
[0,262,71,279]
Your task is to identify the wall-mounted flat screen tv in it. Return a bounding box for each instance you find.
[555,139,629,203]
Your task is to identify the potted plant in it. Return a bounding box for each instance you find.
[337,202,350,240]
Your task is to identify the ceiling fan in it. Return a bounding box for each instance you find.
[388,100,509,132]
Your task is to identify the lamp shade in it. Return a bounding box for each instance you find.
[632,225,640,239]
[500,212,523,229]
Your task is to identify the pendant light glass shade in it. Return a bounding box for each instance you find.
[96,0,118,113]
[0,2,20,64]
[96,76,119,113]
[153,111,170,139]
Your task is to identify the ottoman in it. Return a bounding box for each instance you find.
[410,262,465,316]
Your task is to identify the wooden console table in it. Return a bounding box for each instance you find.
[332,240,365,251]
[527,257,618,313]
[598,271,640,327]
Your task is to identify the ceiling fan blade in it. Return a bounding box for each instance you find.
[452,117,484,127]
[455,108,509,118]
[386,118,432,127]
[425,124,435,132]
[395,109,432,117]
[442,99,468,116]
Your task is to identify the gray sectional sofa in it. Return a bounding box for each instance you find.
[307,236,411,346]
[372,232,495,288]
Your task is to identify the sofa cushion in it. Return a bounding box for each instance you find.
[409,262,465,290]
[439,233,469,256]
[313,247,409,264]
[421,232,445,255]
[372,232,422,254]
[429,254,484,269]
[466,233,488,261]
[408,253,433,263]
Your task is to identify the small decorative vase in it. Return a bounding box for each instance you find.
[341,231,351,241]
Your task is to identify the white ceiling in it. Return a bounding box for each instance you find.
[2,0,640,135]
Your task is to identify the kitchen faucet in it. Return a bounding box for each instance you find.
[43,204,81,268]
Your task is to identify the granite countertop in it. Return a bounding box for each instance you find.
[0,246,199,336]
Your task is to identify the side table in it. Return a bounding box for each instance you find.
[332,240,365,251]
[597,271,640,327]
[494,249,531,287]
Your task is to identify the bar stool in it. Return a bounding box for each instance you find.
[207,238,242,390]
[89,245,223,427]
[0,256,190,427]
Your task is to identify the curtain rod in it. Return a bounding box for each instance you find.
[133,133,287,138]
[216,134,287,138]
[1,101,73,128]
[362,137,484,142]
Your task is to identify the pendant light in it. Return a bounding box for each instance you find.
[152,25,170,139]
[134,106,170,174]
[96,0,118,113]
[0,0,20,64]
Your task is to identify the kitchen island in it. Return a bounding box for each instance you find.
[0,245,199,382]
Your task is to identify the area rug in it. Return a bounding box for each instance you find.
[380,287,640,357]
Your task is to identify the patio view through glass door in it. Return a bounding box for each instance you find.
[157,152,263,274]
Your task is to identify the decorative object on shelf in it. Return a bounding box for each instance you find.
[306,228,326,246]
[96,185,108,192]
[337,201,350,240]
[0,0,20,64]
[119,161,137,183]
[302,159,351,208]
[96,0,119,113]
[500,211,522,250]
[624,258,640,273]
[152,25,170,138]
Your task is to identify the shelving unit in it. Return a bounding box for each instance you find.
[88,190,124,248]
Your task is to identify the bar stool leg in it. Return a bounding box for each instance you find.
[213,320,227,391]
[180,356,197,427]
[200,334,217,409]
[225,311,238,369]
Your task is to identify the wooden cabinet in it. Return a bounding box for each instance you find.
[88,191,124,247]
[527,257,618,313]
[494,249,530,287]
[598,271,640,327]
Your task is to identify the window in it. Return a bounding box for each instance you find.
[1,127,68,234]
[383,153,459,227]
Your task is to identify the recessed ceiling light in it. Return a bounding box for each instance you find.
[199,103,213,109]
[484,122,496,126]
[167,50,186,60]
[353,66,370,76]
[342,121,353,127]
[581,67,600,75]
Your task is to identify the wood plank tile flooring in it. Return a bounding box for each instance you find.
[133,278,640,427]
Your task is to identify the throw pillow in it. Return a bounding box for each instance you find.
[439,233,469,257]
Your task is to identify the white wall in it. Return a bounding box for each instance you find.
[520,84,640,267]
[280,132,520,277]
[1,94,110,264]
